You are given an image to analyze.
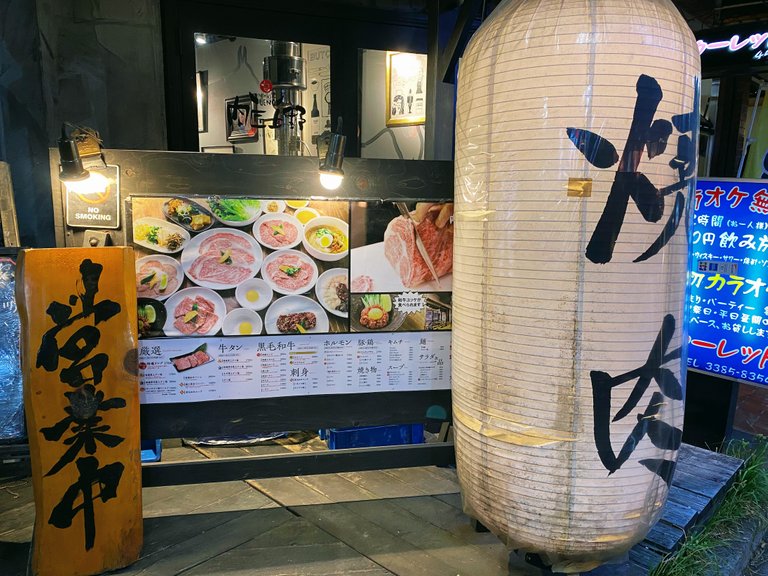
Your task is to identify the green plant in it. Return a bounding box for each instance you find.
[650,436,768,576]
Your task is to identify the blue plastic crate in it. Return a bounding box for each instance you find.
[326,424,424,450]
[141,439,162,463]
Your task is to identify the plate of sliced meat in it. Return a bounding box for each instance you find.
[264,295,329,335]
[169,343,215,372]
[261,249,318,295]
[181,228,263,290]
[135,255,183,301]
[163,287,226,336]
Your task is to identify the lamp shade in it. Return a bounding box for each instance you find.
[452,0,699,571]
[58,134,88,182]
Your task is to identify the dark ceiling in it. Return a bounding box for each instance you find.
[326,0,768,31]
[673,0,768,29]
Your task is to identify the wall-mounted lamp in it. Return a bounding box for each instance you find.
[319,117,345,191]
[58,124,111,195]
[58,125,88,182]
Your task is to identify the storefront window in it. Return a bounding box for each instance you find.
[194,35,331,156]
[360,49,427,160]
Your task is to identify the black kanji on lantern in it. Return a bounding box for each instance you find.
[591,314,683,484]
[567,74,697,264]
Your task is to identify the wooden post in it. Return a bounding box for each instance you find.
[0,162,20,247]
[17,247,142,576]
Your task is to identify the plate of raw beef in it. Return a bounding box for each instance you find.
[181,228,263,290]
[169,343,215,372]
[162,287,226,336]
[350,208,453,293]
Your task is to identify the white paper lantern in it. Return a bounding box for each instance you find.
[452,0,700,571]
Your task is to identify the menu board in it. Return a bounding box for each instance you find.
[129,196,453,403]
[138,331,450,403]
[687,178,768,385]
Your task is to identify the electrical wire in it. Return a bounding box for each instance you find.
[300,139,317,157]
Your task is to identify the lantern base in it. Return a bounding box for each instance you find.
[508,549,629,575]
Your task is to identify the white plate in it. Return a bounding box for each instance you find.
[252,212,303,251]
[235,278,274,311]
[135,255,184,301]
[206,197,263,226]
[222,308,263,335]
[264,295,329,335]
[314,268,349,318]
[132,217,190,254]
[261,249,318,295]
[181,228,263,290]
[262,199,286,214]
[163,287,226,336]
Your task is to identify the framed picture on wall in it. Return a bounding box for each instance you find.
[225,95,259,142]
[386,52,427,127]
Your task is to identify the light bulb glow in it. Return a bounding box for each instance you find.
[64,172,110,195]
[392,52,422,79]
[319,172,343,191]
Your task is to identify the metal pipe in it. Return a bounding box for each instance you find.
[264,41,307,156]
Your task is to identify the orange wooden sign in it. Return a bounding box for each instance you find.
[17,248,142,576]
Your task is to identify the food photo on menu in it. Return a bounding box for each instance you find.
[169,343,215,373]
[130,196,350,338]
[349,201,453,294]
[349,292,452,333]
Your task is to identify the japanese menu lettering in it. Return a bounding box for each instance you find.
[688,178,768,385]
[129,196,453,403]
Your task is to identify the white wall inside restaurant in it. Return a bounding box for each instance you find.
[361,49,425,160]
[304,43,331,155]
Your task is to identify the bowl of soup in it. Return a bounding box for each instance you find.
[302,216,349,262]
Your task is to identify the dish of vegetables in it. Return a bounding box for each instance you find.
[163,197,213,232]
[207,196,262,226]
[133,217,190,254]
